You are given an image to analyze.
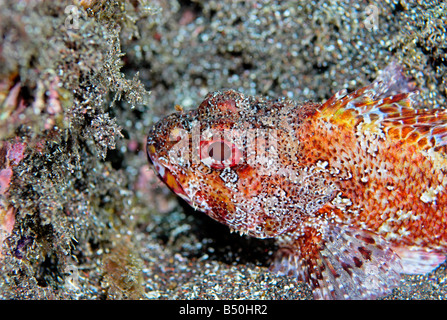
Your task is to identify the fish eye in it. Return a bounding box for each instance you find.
[200,140,241,169]
[208,141,231,162]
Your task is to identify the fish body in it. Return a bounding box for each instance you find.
[147,64,447,299]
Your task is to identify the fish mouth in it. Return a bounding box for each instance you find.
[147,144,190,202]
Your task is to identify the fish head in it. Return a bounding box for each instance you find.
[147,90,308,238]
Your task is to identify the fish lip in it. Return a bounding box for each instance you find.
[147,146,190,202]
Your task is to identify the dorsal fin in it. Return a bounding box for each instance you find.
[381,108,447,150]
[317,63,447,150]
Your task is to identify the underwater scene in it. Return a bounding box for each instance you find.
[0,0,446,301]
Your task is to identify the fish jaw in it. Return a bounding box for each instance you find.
[147,143,191,203]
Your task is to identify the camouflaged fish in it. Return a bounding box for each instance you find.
[146,63,447,299]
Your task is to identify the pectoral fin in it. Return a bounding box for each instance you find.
[271,223,402,299]
[392,246,446,275]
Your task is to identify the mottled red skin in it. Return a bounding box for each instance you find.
[147,65,447,299]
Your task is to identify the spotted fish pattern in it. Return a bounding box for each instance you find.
[146,64,447,299]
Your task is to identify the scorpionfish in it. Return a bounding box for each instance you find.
[146,63,447,299]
